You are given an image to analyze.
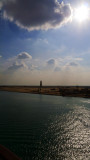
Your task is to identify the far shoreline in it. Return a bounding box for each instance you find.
[0,86,90,98]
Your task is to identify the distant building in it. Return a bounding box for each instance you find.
[40,81,42,87]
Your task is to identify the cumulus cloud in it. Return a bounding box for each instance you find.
[0,55,2,58]
[17,52,32,60]
[30,65,38,71]
[67,62,78,67]
[1,52,33,73]
[74,58,83,61]
[47,59,56,66]
[8,61,27,71]
[1,0,72,30]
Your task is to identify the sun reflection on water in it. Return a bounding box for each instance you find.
[36,105,90,160]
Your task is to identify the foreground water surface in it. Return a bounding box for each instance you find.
[0,91,90,160]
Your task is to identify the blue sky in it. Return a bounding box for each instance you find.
[0,0,90,85]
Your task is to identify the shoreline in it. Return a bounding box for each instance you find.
[0,86,90,98]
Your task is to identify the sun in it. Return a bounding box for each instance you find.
[74,5,89,22]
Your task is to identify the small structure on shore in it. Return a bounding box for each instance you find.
[40,80,42,87]
[39,81,42,93]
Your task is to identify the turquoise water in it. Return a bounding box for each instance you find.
[0,91,90,160]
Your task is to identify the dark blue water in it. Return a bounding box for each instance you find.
[0,91,90,160]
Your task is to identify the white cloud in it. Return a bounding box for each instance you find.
[74,58,83,61]
[0,52,32,72]
[67,62,78,67]
[17,52,32,60]
[8,61,27,71]
[30,65,38,71]
[47,59,56,66]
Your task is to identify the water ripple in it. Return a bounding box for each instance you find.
[0,92,90,160]
[35,106,90,160]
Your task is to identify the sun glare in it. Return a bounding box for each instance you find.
[74,5,89,22]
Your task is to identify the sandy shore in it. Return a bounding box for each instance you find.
[0,86,90,98]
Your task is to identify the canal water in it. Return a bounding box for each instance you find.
[0,91,90,160]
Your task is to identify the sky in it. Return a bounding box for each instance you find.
[0,0,90,85]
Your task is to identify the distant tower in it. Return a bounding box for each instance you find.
[40,80,42,87]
